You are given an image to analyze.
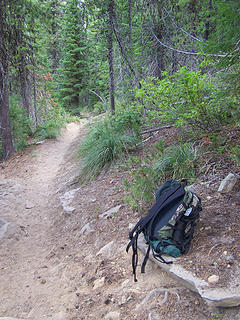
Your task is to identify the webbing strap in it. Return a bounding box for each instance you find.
[141,244,151,274]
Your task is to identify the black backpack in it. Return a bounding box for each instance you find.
[126,179,202,282]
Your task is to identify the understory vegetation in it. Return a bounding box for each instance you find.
[1,0,239,212]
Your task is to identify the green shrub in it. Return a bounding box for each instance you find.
[229,145,240,166]
[122,142,201,212]
[9,103,32,151]
[78,115,141,181]
[154,143,200,181]
[123,156,158,212]
[135,68,230,132]
[34,103,66,139]
[92,101,107,115]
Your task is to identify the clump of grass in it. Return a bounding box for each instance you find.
[154,142,200,181]
[78,118,140,182]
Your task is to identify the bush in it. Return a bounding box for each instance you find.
[135,68,230,132]
[9,103,32,151]
[34,104,66,139]
[122,142,201,212]
[123,156,158,212]
[78,110,142,182]
[154,143,200,181]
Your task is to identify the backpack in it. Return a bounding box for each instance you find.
[126,179,202,282]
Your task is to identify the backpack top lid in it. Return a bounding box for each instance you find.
[155,179,186,201]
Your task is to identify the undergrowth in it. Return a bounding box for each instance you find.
[123,142,201,212]
[78,111,142,182]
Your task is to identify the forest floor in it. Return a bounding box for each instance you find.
[0,119,240,320]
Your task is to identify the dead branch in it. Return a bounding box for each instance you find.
[140,125,174,135]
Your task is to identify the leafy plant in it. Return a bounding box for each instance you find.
[78,115,141,182]
[122,141,201,212]
[154,143,200,181]
[122,156,158,212]
[9,103,32,151]
[229,145,240,166]
[34,104,66,139]
[135,68,231,133]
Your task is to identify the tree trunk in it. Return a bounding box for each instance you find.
[32,71,38,128]
[107,0,115,115]
[51,0,58,73]
[0,0,14,160]
[19,57,31,118]
[128,0,132,46]
[204,0,212,41]
[0,60,15,160]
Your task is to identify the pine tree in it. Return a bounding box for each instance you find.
[59,0,89,111]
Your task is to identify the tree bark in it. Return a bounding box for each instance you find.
[32,71,38,128]
[0,60,15,160]
[0,1,14,160]
[107,0,115,115]
[128,0,132,46]
[19,57,31,118]
[51,0,58,73]
[204,0,212,41]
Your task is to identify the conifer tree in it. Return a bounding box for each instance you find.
[59,0,89,111]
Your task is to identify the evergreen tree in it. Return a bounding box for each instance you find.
[59,0,89,111]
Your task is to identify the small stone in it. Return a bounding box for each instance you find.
[97,241,117,259]
[208,275,219,284]
[40,279,46,284]
[227,264,231,268]
[218,173,238,193]
[104,311,120,320]
[79,222,94,235]
[223,251,228,256]
[25,201,35,209]
[90,198,97,203]
[207,196,212,200]
[99,205,122,219]
[93,277,105,290]
[128,223,134,230]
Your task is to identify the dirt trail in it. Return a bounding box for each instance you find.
[1,121,239,320]
[0,123,81,320]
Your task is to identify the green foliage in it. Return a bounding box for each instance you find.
[78,109,142,182]
[136,68,231,132]
[123,141,201,211]
[229,145,240,167]
[34,104,66,139]
[9,101,32,151]
[154,143,200,181]
[58,0,89,110]
[91,101,107,116]
[122,156,157,212]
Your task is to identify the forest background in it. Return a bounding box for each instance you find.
[0,0,239,206]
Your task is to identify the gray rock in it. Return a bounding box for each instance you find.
[60,187,80,213]
[208,275,219,284]
[0,218,10,239]
[93,277,105,290]
[99,205,122,219]
[96,240,117,259]
[79,222,94,235]
[218,173,239,193]
[104,311,120,320]
[25,200,35,209]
